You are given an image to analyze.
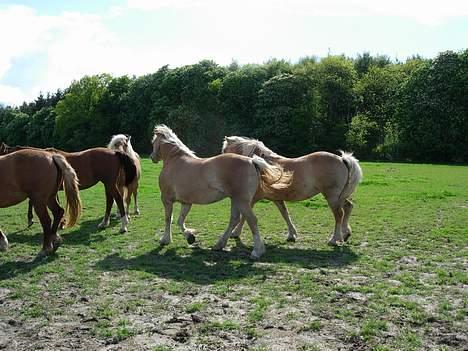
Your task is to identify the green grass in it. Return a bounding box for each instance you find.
[1,160,467,350]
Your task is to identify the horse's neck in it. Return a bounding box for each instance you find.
[162,144,197,162]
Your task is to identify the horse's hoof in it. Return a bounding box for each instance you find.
[159,238,171,246]
[186,233,196,245]
[52,237,63,252]
[249,251,262,260]
[328,239,343,246]
[230,232,241,239]
[28,220,34,228]
[212,243,224,251]
[36,249,53,258]
[120,228,128,234]
[286,235,296,243]
[134,209,140,216]
[97,222,109,230]
[343,232,351,242]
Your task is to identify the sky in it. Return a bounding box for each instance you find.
[0,0,467,106]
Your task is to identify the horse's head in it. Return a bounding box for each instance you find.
[150,131,164,163]
[108,134,130,153]
[151,124,196,163]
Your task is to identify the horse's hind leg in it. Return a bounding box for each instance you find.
[133,187,140,215]
[177,203,196,244]
[27,200,34,227]
[111,184,129,233]
[159,196,174,245]
[325,192,345,246]
[273,200,298,242]
[47,196,65,252]
[342,199,353,242]
[237,201,265,259]
[0,229,8,251]
[32,201,54,256]
[98,187,113,230]
[213,200,241,251]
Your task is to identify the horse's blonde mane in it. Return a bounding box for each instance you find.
[223,136,282,160]
[152,124,197,158]
[108,134,139,160]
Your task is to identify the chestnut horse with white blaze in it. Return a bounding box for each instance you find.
[0,149,82,256]
[150,125,292,259]
[107,134,141,216]
[222,136,362,245]
[0,143,137,233]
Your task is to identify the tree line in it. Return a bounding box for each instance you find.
[0,50,467,163]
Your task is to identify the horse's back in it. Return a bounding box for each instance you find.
[277,151,349,197]
[160,153,258,204]
[0,150,58,207]
[64,148,120,187]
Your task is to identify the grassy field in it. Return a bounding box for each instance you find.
[0,159,467,350]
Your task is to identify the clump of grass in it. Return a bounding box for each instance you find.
[185,302,206,313]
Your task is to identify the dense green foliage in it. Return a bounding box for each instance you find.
[0,50,467,162]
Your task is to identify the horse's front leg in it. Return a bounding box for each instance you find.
[159,197,174,245]
[177,203,196,244]
[0,229,8,251]
[27,200,34,227]
[273,200,298,242]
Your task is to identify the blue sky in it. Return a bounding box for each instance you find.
[1,0,467,106]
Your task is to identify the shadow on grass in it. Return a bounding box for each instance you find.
[96,239,359,285]
[0,254,58,281]
[5,218,110,247]
[61,218,110,246]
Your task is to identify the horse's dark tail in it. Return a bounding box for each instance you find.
[115,151,137,186]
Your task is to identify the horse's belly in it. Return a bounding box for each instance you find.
[174,185,225,204]
[0,189,27,208]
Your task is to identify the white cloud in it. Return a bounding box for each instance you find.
[0,84,28,106]
[0,5,153,105]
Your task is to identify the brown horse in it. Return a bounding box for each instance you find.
[0,144,137,233]
[222,136,362,245]
[150,125,292,259]
[107,134,141,216]
[0,149,81,255]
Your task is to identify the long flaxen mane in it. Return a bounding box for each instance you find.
[222,136,282,162]
[152,125,198,158]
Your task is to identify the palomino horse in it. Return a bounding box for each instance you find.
[0,149,81,255]
[107,134,141,216]
[150,125,292,259]
[222,136,362,245]
[0,144,137,233]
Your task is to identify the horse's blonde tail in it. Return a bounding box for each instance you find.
[252,155,293,194]
[338,151,363,202]
[52,155,82,228]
